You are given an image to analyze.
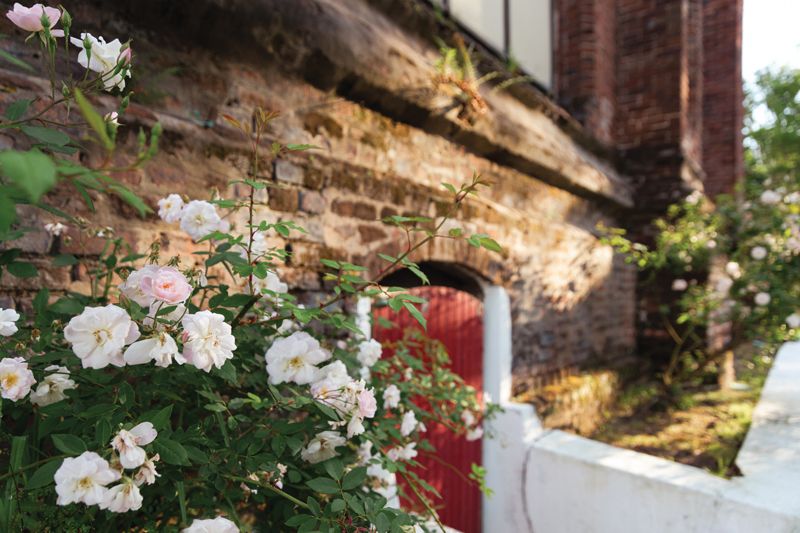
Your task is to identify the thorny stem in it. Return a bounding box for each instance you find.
[398,471,446,531]
[0,454,68,482]
[229,475,311,510]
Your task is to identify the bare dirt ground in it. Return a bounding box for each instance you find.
[590,350,773,477]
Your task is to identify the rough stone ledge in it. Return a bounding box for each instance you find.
[87,0,634,209]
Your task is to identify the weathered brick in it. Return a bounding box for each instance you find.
[275,159,305,185]
[331,199,376,220]
[299,190,326,214]
[268,187,299,212]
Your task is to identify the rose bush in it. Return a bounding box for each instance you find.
[600,67,800,389]
[0,5,500,532]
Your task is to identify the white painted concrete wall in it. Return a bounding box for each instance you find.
[481,309,800,533]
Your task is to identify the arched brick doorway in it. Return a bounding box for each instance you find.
[373,263,484,533]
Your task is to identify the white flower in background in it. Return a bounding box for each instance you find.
[124,332,183,368]
[358,387,377,418]
[356,441,373,466]
[70,33,131,91]
[6,3,63,34]
[786,313,800,329]
[310,360,351,405]
[111,422,157,469]
[466,426,484,441]
[785,192,800,204]
[387,442,417,462]
[357,338,382,367]
[64,305,140,369]
[347,416,365,438]
[400,410,419,436]
[104,111,120,126]
[44,222,67,236]
[119,265,160,307]
[182,516,240,533]
[252,271,289,299]
[0,357,35,401]
[725,261,742,279]
[383,384,401,409]
[685,190,703,205]
[367,463,397,500]
[276,462,288,482]
[157,194,184,223]
[461,409,476,427]
[300,431,346,464]
[671,279,688,291]
[241,231,270,259]
[715,276,733,295]
[759,189,782,205]
[30,365,76,406]
[751,246,768,260]
[277,318,296,334]
[101,480,143,513]
[0,307,20,336]
[134,454,160,486]
[755,292,771,306]
[54,451,121,506]
[265,331,330,385]
[181,311,237,372]
[180,200,224,241]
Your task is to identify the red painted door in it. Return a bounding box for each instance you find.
[373,286,483,533]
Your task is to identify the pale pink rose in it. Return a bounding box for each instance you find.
[141,266,192,305]
[357,388,377,419]
[6,3,61,33]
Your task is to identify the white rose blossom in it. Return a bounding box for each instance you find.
[0,307,20,336]
[400,410,419,436]
[671,279,688,291]
[0,357,35,401]
[119,265,160,307]
[357,338,382,368]
[179,200,225,241]
[30,365,77,406]
[387,442,418,462]
[111,422,158,469]
[786,313,800,329]
[265,331,331,385]
[466,426,484,441]
[182,516,240,533]
[751,246,768,260]
[134,454,160,486]
[725,261,742,279]
[157,194,185,223]
[181,311,237,372]
[759,189,782,205]
[44,222,67,236]
[54,451,121,507]
[755,292,771,306]
[310,360,351,407]
[300,430,346,464]
[70,33,131,91]
[101,480,143,513]
[64,304,140,369]
[124,332,184,368]
[383,384,401,410]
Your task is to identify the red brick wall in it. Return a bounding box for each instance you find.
[702,0,744,196]
[555,0,741,206]
[615,0,685,150]
[554,0,617,147]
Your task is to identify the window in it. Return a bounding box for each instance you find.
[430,0,553,89]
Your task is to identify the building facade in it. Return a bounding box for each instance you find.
[0,0,742,424]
